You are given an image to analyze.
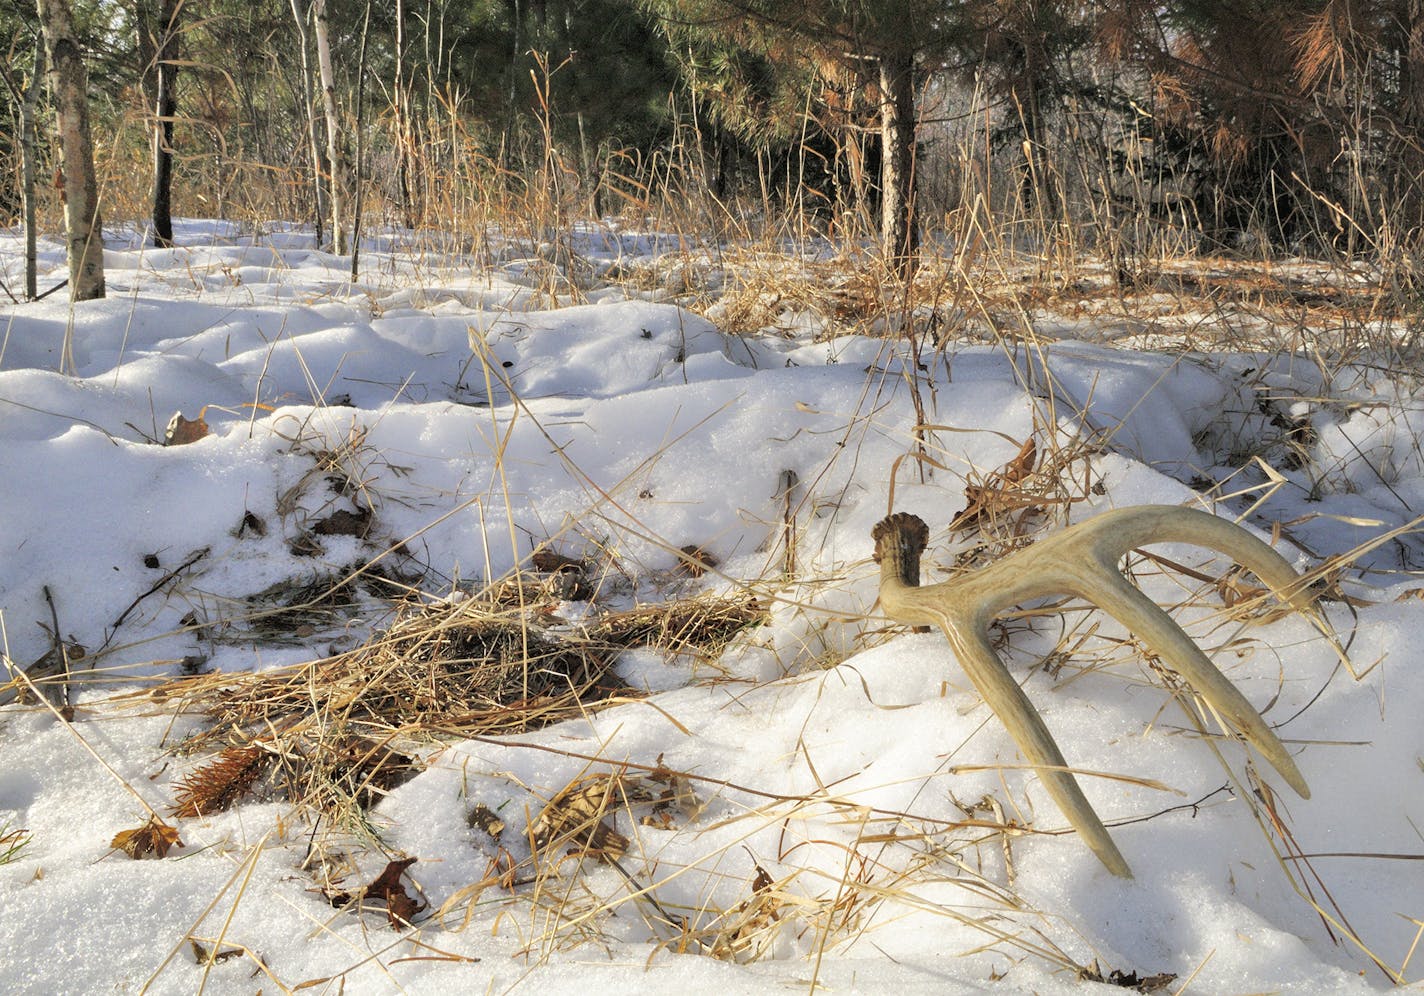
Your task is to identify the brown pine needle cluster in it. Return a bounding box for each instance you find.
[171,745,270,818]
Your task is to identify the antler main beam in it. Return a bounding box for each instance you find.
[872,506,1328,878]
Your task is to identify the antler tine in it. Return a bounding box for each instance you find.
[873,512,1134,877]
[872,506,1334,877]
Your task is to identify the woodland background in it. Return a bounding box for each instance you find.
[8,0,1424,306]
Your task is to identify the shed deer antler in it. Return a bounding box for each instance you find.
[872,506,1336,878]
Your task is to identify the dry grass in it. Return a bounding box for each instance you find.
[147,584,763,830]
[426,740,1093,972]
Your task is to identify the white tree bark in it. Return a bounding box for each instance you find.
[312,0,345,254]
[393,0,415,228]
[36,0,106,305]
[287,0,326,248]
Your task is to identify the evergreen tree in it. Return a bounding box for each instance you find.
[1100,0,1424,247]
[645,0,967,273]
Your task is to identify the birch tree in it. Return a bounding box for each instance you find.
[312,0,345,254]
[392,0,415,228]
[287,0,326,249]
[35,0,104,301]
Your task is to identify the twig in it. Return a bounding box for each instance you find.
[42,585,72,709]
[0,398,122,445]
[606,857,704,953]
[35,278,68,301]
[778,469,798,578]
[461,734,1011,834]
[103,546,211,647]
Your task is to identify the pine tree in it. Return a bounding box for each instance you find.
[645,0,965,273]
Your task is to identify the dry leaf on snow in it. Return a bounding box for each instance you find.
[164,409,210,446]
[110,816,183,859]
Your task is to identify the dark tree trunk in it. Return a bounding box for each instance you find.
[151,0,180,247]
[1401,0,1424,229]
[879,47,918,275]
[560,3,595,216]
[23,41,43,300]
[713,127,733,203]
[1017,86,1056,221]
[0,39,44,300]
[134,0,156,98]
[36,0,106,308]
[351,0,372,280]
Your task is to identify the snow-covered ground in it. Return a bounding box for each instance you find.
[0,220,1420,994]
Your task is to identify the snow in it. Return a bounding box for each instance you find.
[0,219,1420,993]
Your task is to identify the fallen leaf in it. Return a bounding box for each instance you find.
[367,857,423,928]
[1079,960,1178,993]
[288,534,323,557]
[312,507,372,538]
[111,816,183,859]
[531,548,584,573]
[952,437,1039,529]
[675,544,718,578]
[531,774,630,862]
[467,803,505,842]
[750,864,774,893]
[1003,437,1036,484]
[164,409,210,446]
[234,511,267,538]
[189,938,243,965]
[546,566,593,601]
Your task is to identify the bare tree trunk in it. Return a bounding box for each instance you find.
[150,0,180,247]
[503,0,523,162]
[312,0,345,254]
[1407,1,1424,121]
[36,0,105,306]
[350,0,372,280]
[558,3,596,217]
[135,0,157,95]
[21,41,43,301]
[393,0,416,229]
[879,47,918,276]
[287,0,325,249]
[1401,0,1424,230]
[0,39,44,300]
[1017,89,1054,221]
